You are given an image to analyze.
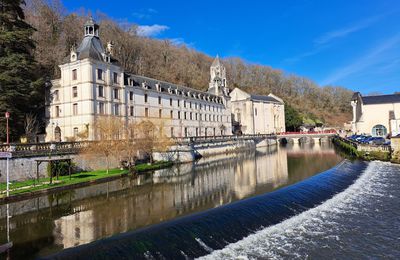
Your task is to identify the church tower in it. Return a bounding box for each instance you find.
[208,55,228,96]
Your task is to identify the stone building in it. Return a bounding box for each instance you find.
[351,92,400,137]
[45,17,286,141]
[45,18,232,141]
[230,88,285,134]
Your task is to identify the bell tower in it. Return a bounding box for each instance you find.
[84,16,99,37]
[208,55,228,96]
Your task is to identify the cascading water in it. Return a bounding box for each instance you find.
[44,160,368,259]
[200,161,400,259]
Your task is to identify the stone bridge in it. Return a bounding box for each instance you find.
[277,131,337,144]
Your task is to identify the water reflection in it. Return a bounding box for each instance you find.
[0,142,342,259]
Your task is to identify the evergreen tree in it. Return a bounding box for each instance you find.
[285,104,303,132]
[0,0,44,142]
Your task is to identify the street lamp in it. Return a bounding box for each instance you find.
[5,112,10,145]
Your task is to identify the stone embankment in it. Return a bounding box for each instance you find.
[0,135,277,183]
[333,136,391,161]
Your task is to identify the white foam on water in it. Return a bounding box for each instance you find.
[198,161,400,259]
[195,237,214,253]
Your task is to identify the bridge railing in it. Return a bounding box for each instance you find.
[278,130,337,135]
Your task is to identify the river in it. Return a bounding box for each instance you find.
[1,142,398,259]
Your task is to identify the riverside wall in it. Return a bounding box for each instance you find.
[0,136,278,183]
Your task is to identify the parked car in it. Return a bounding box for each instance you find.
[369,137,385,145]
[356,135,371,143]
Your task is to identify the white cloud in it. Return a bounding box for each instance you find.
[132,8,158,19]
[315,15,383,46]
[137,24,169,37]
[283,14,388,64]
[320,34,400,86]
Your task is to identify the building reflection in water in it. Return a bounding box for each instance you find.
[0,143,342,258]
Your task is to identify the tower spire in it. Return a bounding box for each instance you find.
[209,55,228,96]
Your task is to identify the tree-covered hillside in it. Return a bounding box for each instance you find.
[21,0,353,136]
[0,0,353,142]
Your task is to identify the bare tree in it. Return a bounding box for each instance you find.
[81,116,123,173]
[24,113,40,142]
[134,119,174,164]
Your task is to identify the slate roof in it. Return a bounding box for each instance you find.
[125,74,224,104]
[250,94,282,104]
[361,94,400,105]
[76,36,105,61]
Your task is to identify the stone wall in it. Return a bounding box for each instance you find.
[0,154,120,183]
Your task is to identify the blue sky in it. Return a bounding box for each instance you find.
[63,0,400,94]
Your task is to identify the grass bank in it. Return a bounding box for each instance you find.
[0,161,173,199]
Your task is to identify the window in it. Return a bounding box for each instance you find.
[170,98,173,106]
[178,111,181,119]
[72,69,77,80]
[185,127,188,137]
[159,109,162,118]
[114,88,119,99]
[55,106,60,117]
[255,108,257,116]
[114,104,119,115]
[190,112,192,120]
[73,127,79,137]
[170,127,174,137]
[54,90,59,101]
[129,91,134,101]
[97,69,103,80]
[73,103,78,115]
[184,101,186,108]
[130,106,134,116]
[158,96,161,105]
[372,124,387,137]
[184,112,187,120]
[195,113,198,120]
[72,86,78,98]
[190,102,192,109]
[177,100,180,107]
[99,102,105,115]
[145,108,149,117]
[170,110,173,119]
[98,86,104,97]
[113,72,118,84]
[144,94,148,103]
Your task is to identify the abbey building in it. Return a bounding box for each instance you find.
[45,18,284,141]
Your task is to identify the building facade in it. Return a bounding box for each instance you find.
[230,88,285,135]
[45,18,232,141]
[45,18,286,141]
[351,92,400,137]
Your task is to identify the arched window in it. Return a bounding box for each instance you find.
[54,126,61,142]
[372,124,387,137]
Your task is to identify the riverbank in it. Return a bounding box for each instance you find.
[332,137,391,161]
[0,161,173,203]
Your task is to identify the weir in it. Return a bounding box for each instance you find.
[45,160,368,260]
